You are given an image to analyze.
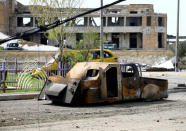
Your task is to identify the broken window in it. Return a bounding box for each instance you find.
[107,9,120,14]
[108,17,124,26]
[147,16,151,26]
[92,51,100,59]
[158,17,164,26]
[112,33,120,48]
[23,17,33,27]
[17,17,23,27]
[103,17,106,26]
[121,65,135,78]
[104,51,112,58]
[126,17,142,26]
[89,17,101,27]
[76,33,83,42]
[86,69,99,77]
[74,17,85,26]
[158,33,164,48]
[84,17,88,26]
[129,33,143,49]
[130,33,137,48]
[17,17,33,27]
[92,51,113,59]
[83,69,99,80]
[146,9,150,12]
[130,11,137,14]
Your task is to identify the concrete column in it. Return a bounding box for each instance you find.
[87,17,89,26]
[33,17,35,27]
[107,33,112,41]
[106,17,108,26]
[124,16,126,26]
[120,33,125,49]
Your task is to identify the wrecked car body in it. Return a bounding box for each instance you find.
[39,62,168,105]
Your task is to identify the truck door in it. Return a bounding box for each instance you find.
[106,67,118,97]
[121,64,141,100]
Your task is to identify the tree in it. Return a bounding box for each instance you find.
[168,41,186,59]
[75,30,100,61]
[29,0,83,62]
[168,41,186,69]
[62,30,100,66]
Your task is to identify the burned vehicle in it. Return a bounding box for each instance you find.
[0,0,168,105]
[39,62,168,105]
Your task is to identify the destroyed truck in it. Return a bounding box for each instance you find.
[39,62,168,105]
[0,0,168,105]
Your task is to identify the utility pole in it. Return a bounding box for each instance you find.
[100,0,104,62]
[175,0,180,72]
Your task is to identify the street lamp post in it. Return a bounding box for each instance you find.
[100,0,104,62]
[175,0,180,72]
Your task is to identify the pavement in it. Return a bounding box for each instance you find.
[142,71,186,77]
[0,92,39,101]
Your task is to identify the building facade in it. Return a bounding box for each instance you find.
[0,0,167,50]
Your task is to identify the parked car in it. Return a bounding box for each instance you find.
[103,41,117,50]
[90,49,118,62]
[5,43,23,50]
[104,44,117,50]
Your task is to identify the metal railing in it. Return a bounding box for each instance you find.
[0,60,71,93]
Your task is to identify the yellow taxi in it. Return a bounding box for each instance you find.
[31,49,118,78]
[90,49,118,62]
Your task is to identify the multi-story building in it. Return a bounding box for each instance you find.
[0,0,167,50]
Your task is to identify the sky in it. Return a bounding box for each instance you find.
[17,0,186,36]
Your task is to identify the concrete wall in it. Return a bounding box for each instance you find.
[0,1,9,34]
[0,0,16,35]
[142,14,167,49]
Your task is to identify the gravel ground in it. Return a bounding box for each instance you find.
[0,73,186,131]
[0,89,186,131]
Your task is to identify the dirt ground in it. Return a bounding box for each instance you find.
[0,73,186,131]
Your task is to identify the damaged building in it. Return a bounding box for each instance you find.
[0,0,167,50]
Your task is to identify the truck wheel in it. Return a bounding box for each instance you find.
[141,84,160,101]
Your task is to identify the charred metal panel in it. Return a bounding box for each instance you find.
[41,76,81,104]
[46,83,67,96]
[38,80,52,100]
[64,80,80,104]
[86,87,101,103]
[80,80,101,104]
[104,64,122,100]
[99,67,107,99]
[123,78,141,100]
[142,77,168,91]
[141,84,160,101]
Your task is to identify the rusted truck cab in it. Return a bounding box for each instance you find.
[39,62,168,105]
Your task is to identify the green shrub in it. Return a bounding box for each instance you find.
[0,46,4,50]
[122,48,131,50]
[168,41,186,58]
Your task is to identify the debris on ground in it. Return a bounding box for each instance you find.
[146,57,175,71]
